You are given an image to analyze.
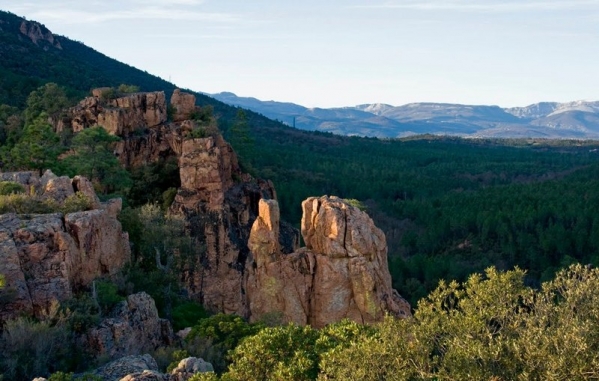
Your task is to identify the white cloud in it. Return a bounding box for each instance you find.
[351,0,599,12]
[6,0,237,24]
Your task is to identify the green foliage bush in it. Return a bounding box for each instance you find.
[171,301,209,332]
[95,279,124,314]
[0,191,92,215]
[166,349,190,373]
[319,264,599,381]
[0,193,54,214]
[343,198,366,211]
[61,192,92,214]
[186,314,264,373]
[60,294,100,334]
[48,372,101,381]
[117,84,140,94]
[0,181,24,195]
[0,317,72,380]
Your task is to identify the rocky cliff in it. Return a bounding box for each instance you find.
[53,89,299,319]
[169,133,295,316]
[0,171,130,320]
[47,89,408,326]
[18,19,62,50]
[247,197,411,327]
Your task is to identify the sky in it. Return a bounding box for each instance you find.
[3,0,599,108]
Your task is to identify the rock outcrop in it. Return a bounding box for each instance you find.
[43,89,407,326]
[169,134,296,317]
[0,171,130,321]
[170,89,196,122]
[57,91,167,136]
[169,357,214,381]
[247,196,411,327]
[86,292,173,360]
[86,354,213,381]
[92,354,160,381]
[19,19,62,49]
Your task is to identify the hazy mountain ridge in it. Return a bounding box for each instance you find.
[211,92,599,139]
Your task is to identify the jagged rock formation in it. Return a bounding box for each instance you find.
[52,89,281,318]
[57,91,167,136]
[86,292,173,360]
[247,196,411,328]
[169,133,294,316]
[48,89,407,326]
[0,171,130,320]
[171,89,197,122]
[18,19,62,49]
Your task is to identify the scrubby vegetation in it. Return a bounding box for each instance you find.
[161,264,599,380]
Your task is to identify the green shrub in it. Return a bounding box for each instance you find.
[117,84,139,94]
[60,294,100,334]
[344,198,366,211]
[188,373,219,381]
[0,193,53,214]
[186,314,264,373]
[166,349,190,373]
[95,280,124,314]
[61,192,92,214]
[0,317,72,380]
[171,301,209,332]
[99,88,116,101]
[162,187,177,211]
[48,372,102,381]
[0,181,24,195]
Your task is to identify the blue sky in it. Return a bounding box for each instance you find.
[4,0,599,108]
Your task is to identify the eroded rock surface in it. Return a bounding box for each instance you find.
[0,171,130,321]
[19,19,62,49]
[247,196,411,327]
[57,91,167,136]
[86,293,173,360]
[92,354,160,381]
[87,354,213,381]
[170,89,196,122]
[169,134,295,317]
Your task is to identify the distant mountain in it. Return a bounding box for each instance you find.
[210,92,599,139]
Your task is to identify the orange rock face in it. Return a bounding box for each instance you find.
[0,172,130,321]
[247,196,411,327]
[170,89,197,122]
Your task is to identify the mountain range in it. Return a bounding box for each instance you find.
[210,92,599,139]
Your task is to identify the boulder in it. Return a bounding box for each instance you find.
[92,354,159,381]
[86,293,173,360]
[73,175,102,209]
[86,354,213,381]
[120,370,168,381]
[169,357,214,381]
